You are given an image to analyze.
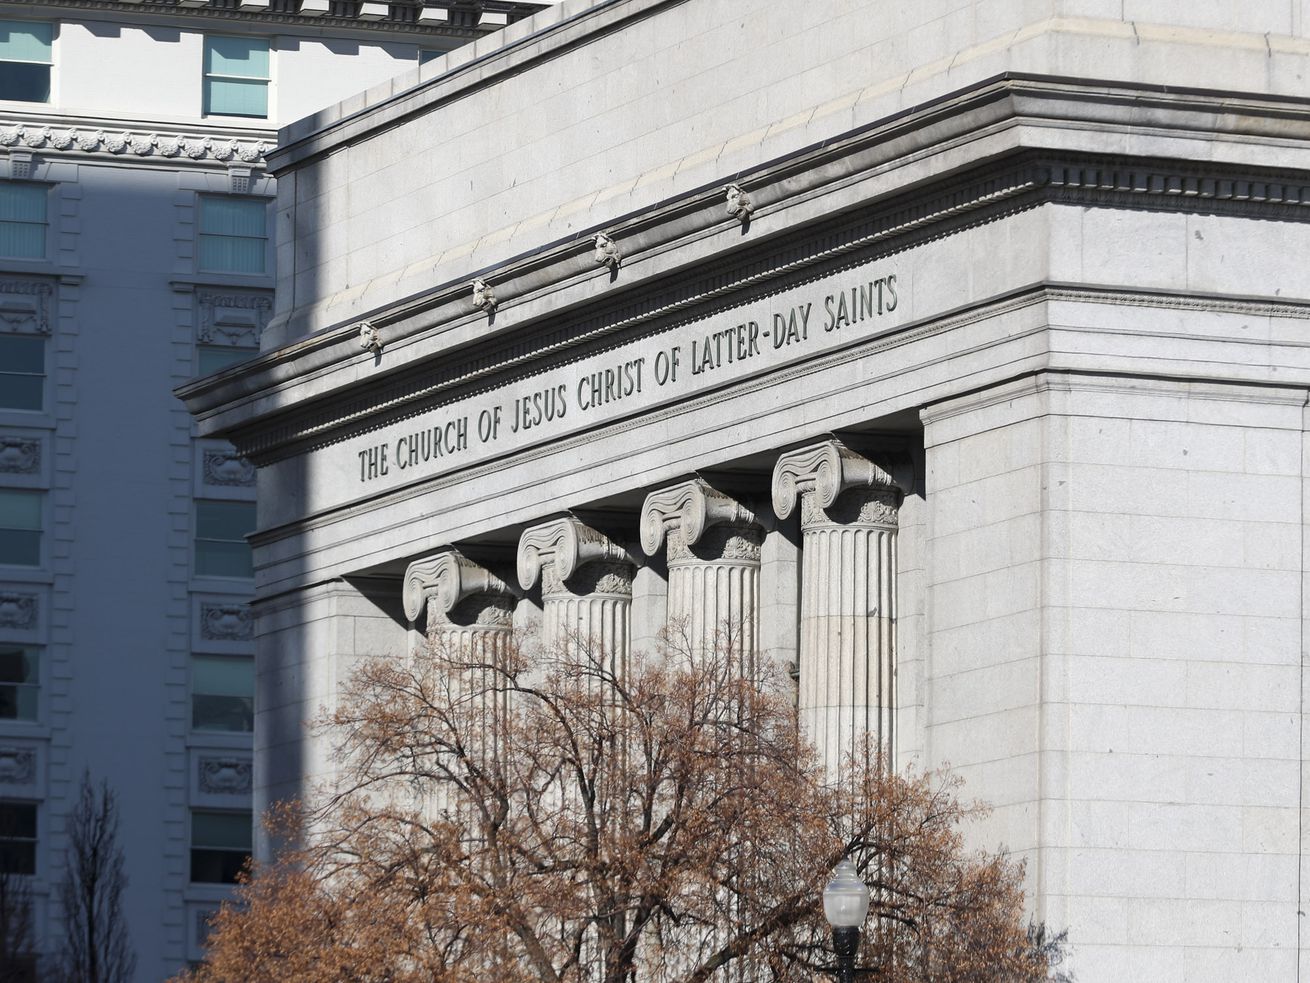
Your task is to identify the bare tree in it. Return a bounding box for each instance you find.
[180,629,1068,982]
[0,868,37,983]
[59,771,135,983]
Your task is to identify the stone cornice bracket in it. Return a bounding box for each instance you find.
[517,515,630,591]
[640,479,757,557]
[724,183,754,222]
[471,278,497,313]
[402,549,512,630]
[592,232,620,270]
[771,439,901,520]
[358,320,382,354]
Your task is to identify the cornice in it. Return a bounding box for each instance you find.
[14,0,545,39]
[179,75,1310,458]
[0,114,274,166]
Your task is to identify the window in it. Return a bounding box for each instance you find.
[191,655,253,733]
[195,500,255,579]
[0,23,51,104]
[0,647,37,722]
[0,490,40,567]
[190,810,251,884]
[0,335,43,410]
[0,802,35,875]
[197,197,267,275]
[203,36,268,119]
[0,183,46,259]
[197,344,255,376]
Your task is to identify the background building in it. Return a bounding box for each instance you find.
[0,0,540,977]
[184,0,1310,979]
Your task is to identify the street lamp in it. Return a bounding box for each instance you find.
[823,860,870,983]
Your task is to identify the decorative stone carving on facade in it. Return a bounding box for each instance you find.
[0,437,39,474]
[358,320,383,354]
[201,449,255,488]
[0,280,52,336]
[470,278,497,313]
[0,749,35,785]
[403,549,514,630]
[591,233,621,270]
[198,757,253,795]
[0,593,37,631]
[724,183,754,221]
[199,603,254,642]
[639,478,757,557]
[517,516,631,593]
[771,439,902,521]
[0,122,271,165]
[196,291,272,349]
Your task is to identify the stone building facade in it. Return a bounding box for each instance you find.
[183,0,1310,978]
[0,1,540,976]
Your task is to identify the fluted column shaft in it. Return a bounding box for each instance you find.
[665,522,763,664]
[540,560,634,680]
[798,487,899,771]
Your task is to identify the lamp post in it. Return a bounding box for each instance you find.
[823,860,870,983]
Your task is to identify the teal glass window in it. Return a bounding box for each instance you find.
[0,647,38,722]
[203,36,268,118]
[191,655,254,733]
[0,490,40,567]
[0,335,43,410]
[0,23,51,104]
[0,802,35,875]
[197,344,255,376]
[190,810,251,884]
[0,183,46,259]
[198,197,267,275]
[195,500,254,578]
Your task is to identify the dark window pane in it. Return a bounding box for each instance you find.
[196,501,254,540]
[0,529,39,567]
[0,63,48,103]
[190,847,248,884]
[0,803,35,838]
[192,811,251,850]
[0,649,35,685]
[0,374,42,411]
[198,346,254,375]
[0,336,43,373]
[195,541,252,579]
[0,840,33,875]
[192,694,253,732]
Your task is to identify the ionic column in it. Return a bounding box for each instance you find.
[402,550,516,777]
[773,440,903,773]
[640,479,763,664]
[517,516,635,678]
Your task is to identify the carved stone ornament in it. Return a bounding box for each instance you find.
[640,479,757,557]
[471,278,497,313]
[0,749,35,786]
[403,550,513,629]
[517,516,631,592]
[2,120,271,165]
[202,449,255,488]
[724,183,755,221]
[592,232,621,270]
[0,437,39,474]
[200,603,254,642]
[0,593,36,630]
[197,291,271,347]
[0,280,52,335]
[771,439,901,520]
[198,757,253,795]
[358,320,383,354]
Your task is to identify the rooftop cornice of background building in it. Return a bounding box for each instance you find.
[2,0,548,38]
[0,109,274,165]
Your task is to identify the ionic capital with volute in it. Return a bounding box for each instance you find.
[639,478,758,557]
[517,515,633,595]
[403,549,514,630]
[772,439,904,524]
